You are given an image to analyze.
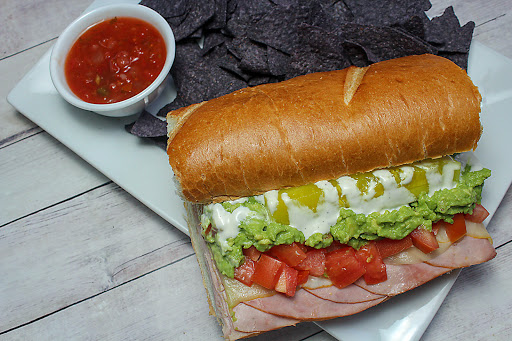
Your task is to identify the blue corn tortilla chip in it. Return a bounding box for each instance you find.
[247,5,300,54]
[126,110,167,138]
[205,0,228,30]
[227,36,270,75]
[317,0,354,24]
[156,96,190,116]
[140,0,189,18]
[287,24,350,78]
[341,41,373,67]
[344,0,432,27]
[424,6,475,53]
[224,0,276,37]
[143,0,216,41]
[335,23,437,63]
[248,75,273,87]
[394,14,428,40]
[217,51,253,82]
[202,32,229,55]
[267,46,290,77]
[169,42,247,108]
[173,0,216,41]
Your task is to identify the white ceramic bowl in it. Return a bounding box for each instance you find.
[50,4,175,117]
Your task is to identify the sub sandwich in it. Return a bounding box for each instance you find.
[166,54,495,340]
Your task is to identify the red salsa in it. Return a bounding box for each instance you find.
[65,17,166,104]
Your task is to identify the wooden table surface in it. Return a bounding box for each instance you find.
[1,1,511,340]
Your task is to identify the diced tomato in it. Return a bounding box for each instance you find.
[465,204,490,223]
[355,242,387,285]
[295,249,326,276]
[296,270,310,286]
[375,235,413,259]
[296,243,309,253]
[275,265,299,297]
[325,247,366,289]
[431,221,442,236]
[410,227,439,254]
[234,258,256,286]
[445,213,467,242]
[268,242,307,267]
[323,240,345,253]
[204,224,213,236]
[243,246,262,262]
[251,254,285,290]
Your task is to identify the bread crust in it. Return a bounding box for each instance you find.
[167,54,482,204]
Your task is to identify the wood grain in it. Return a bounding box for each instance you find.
[0,182,190,333]
[0,0,91,59]
[0,42,47,144]
[0,131,108,226]
[1,254,327,341]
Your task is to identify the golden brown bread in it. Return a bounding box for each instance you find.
[167,54,482,204]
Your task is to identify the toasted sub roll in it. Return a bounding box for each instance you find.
[166,54,482,204]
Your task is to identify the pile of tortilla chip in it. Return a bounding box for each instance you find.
[127,0,475,148]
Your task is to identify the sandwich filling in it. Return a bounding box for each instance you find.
[200,156,490,278]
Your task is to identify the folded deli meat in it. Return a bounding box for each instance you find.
[166,55,495,340]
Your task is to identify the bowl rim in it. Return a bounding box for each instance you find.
[49,3,175,114]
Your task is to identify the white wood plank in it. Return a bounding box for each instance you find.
[0,181,190,333]
[0,131,108,225]
[474,12,512,59]
[0,42,48,144]
[1,254,327,341]
[0,0,92,58]
[0,0,91,143]
[0,0,90,143]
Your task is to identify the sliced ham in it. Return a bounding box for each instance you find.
[244,288,386,320]
[425,235,496,268]
[355,262,451,296]
[305,283,385,303]
[357,235,495,295]
[232,303,300,333]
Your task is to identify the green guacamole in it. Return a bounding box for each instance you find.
[201,166,490,278]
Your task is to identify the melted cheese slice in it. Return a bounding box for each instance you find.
[222,276,274,309]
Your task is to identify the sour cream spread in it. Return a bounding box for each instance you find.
[203,157,463,249]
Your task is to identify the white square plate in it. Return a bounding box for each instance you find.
[7,0,512,339]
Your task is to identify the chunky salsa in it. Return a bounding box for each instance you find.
[65,16,166,104]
